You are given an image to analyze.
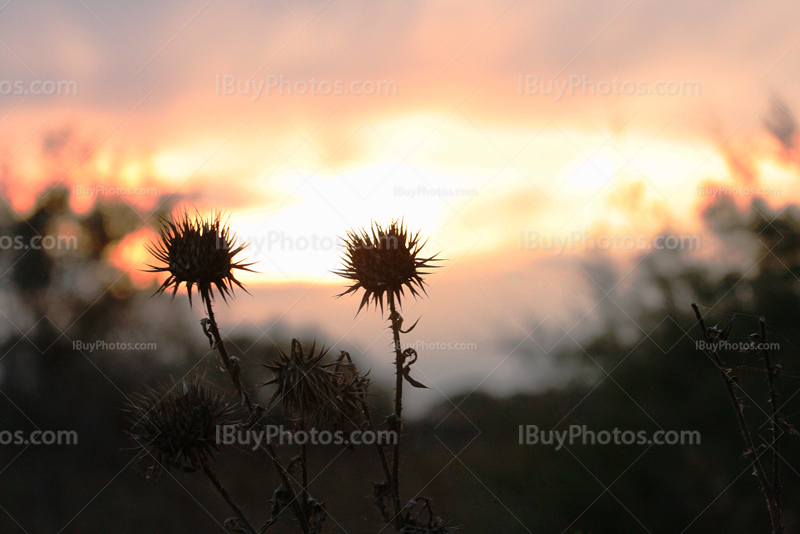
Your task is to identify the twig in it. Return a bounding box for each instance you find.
[691,304,781,534]
[205,298,310,534]
[202,460,258,534]
[363,403,393,488]
[760,318,783,533]
[388,292,405,529]
[301,440,309,512]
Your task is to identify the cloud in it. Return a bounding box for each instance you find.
[764,97,797,152]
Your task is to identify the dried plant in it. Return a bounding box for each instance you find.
[131,209,456,533]
[259,341,374,529]
[126,377,258,534]
[126,375,234,478]
[691,304,786,534]
[145,209,254,309]
[260,339,369,432]
[335,219,440,315]
[141,209,311,534]
[336,220,454,532]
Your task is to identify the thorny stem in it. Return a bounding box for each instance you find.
[202,460,258,534]
[760,319,783,533]
[363,403,393,491]
[691,304,782,534]
[204,298,310,534]
[262,442,308,534]
[388,292,405,529]
[301,441,309,512]
[204,297,254,414]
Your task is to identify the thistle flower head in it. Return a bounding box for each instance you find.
[335,220,440,315]
[145,209,254,309]
[125,376,235,479]
[260,340,369,432]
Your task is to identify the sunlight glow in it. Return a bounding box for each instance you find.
[153,151,200,182]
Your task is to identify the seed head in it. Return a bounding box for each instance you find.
[145,209,254,309]
[125,376,235,478]
[260,340,369,432]
[335,220,440,315]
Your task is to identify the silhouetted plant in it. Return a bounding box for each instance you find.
[692,304,790,534]
[259,341,373,532]
[336,219,454,531]
[260,339,368,433]
[145,209,254,309]
[125,376,258,533]
[137,209,312,533]
[130,209,449,533]
[126,375,234,478]
[335,220,439,315]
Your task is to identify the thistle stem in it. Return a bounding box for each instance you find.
[205,298,255,413]
[202,460,258,534]
[263,443,309,534]
[301,441,309,511]
[388,293,405,528]
[204,298,310,534]
[692,304,781,534]
[363,404,393,491]
[760,318,783,533]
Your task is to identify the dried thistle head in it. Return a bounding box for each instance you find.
[335,220,440,315]
[260,340,369,432]
[145,209,254,309]
[125,376,235,478]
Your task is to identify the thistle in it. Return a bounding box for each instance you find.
[335,219,440,315]
[125,376,235,479]
[145,209,254,309]
[139,210,313,533]
[145,208,258,414]
[335,220,445,531]
[260,339,369,432]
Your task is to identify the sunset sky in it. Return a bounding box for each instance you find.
[2,0,800,412]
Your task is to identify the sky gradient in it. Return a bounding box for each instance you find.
[2,0,800,412]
